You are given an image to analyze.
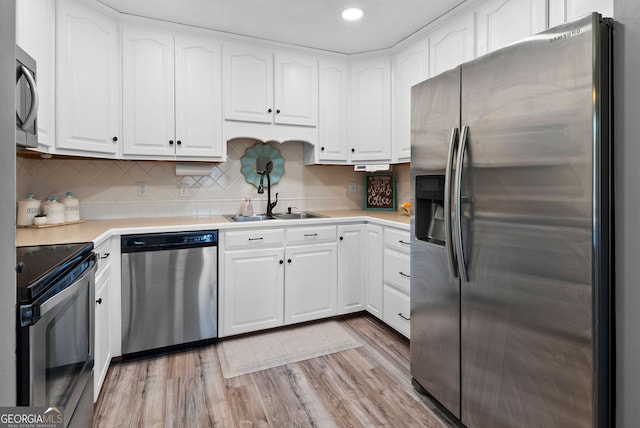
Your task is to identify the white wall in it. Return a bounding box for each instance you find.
[18,140,411,218]
[613,1,640,426]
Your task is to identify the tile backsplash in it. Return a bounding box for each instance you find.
[17,140,410,220]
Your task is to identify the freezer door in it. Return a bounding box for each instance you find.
[410,67,461,417]
[459,14,610,428]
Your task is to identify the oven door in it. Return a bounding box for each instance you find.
[17,259,95,427]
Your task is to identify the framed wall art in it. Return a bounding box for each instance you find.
[364,173,396,211]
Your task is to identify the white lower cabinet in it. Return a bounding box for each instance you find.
[94,240,114,402]
[284,243,337,324]
[382,227,411,338]
[221,225,338,336]
[338,224,365,314]
[222,247,285,336]
[365,224,384,318]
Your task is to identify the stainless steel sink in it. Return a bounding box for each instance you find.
[224,212,326,222]
[273,212,326,220]
[224,214,276,222]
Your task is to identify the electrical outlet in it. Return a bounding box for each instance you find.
[137,182,147,197]
[179,183,189,197]
[349,181,357,193]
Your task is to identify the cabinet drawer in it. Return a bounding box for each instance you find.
[384,228,411,254]
[384,249,410,294]
[286,225,337,245]
[225,228,285,249]
[383,286,410,338]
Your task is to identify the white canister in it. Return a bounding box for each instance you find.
[43,197,65,225]
[62,192,80,222]
[17,194,41,226]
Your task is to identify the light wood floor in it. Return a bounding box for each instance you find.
[94,314,455,427]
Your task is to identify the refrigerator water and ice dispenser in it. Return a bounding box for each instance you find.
[415,175,446,245]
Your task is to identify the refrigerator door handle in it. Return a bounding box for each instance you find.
[454,125,469,282]
[444,127,459,278]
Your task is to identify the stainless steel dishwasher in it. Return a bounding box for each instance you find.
[121,230,218,355]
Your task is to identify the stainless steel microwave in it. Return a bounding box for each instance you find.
[16,45,38,148]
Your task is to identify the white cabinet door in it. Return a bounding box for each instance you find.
[549,0,613,28]
[476,0,547,56]
[223,248,284,336]
[284,243,337,324]
[365,224,384,318]
[317,58,349,162]
[429,13,475,77]
[16,0,55,151]
[350,57,392,162]
[338,225,365,314]
[122,26,175,156]
[274,52,318,126]
[56,0,119,155]
[392,38,429,162]
[174,35,223,158]
[94,262,111,402]
[223,44,273,123]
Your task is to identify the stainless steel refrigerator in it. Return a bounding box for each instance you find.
[410,13,612,428]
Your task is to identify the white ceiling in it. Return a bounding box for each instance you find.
[97,0,467,54]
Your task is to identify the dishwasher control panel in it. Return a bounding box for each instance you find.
[121,230,218,253]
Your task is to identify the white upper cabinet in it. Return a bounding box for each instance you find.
[392,38,429,162]
[274,52,318,126]
[429,13,475,77]
[350,56,392,162]
[549,0,613,28]
[56,0,120,156]
[223,45,273,124]
[476,0,547,56]
[174,35,223,158]
[122,26,175,157]
[122,26,223,159]
[223,44,318,127]
[16,0,55,152]
[316,58,349,162]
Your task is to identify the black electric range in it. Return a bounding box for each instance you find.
[16,242,94,304]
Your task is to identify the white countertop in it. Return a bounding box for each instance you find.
[16,210,410,247]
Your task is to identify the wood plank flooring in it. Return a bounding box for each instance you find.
[94,314,456,427]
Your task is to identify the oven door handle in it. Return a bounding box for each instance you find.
[39,264,96,317]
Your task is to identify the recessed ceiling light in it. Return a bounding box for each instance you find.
[342,7,364,21]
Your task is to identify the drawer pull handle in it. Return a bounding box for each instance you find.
[398,313,410,321]
[399,272,410,278]
[100,252,110,259]
[248,237,264,241]
[304,233,318,237]
[399,240,410,245]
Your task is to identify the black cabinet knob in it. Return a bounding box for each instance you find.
[169,140,174,145]
[96,298,103,305]
[268,108,273,113]
[351,148,355,153]
[321,146,325,151]
[279,260,284,264]
[177,140,182,145]
[339,236,344,241]
[287,259,292,263]
[16,262,25,274]
[112,136,118,142]
[276,109,280,114]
